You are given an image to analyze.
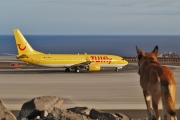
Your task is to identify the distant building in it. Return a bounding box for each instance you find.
[158,51,179,58]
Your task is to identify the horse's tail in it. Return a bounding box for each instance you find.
[161,80,176,119]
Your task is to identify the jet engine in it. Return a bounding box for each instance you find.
[88,63,101,71]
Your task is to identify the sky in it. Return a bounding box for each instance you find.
[1,0,180,35]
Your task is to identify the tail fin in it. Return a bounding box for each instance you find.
[14,29,43,55]
[161,81,176,117]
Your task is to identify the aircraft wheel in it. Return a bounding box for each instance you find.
[65,68,70,72]
[115,68,119,72]
[75,69,80,73]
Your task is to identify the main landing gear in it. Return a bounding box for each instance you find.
[74,67,80,73]
[75,69,80,73]
[115,67,122,72]
[65,68,80,73]
[65,68,70,72]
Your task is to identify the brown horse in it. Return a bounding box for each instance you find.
[136,46,177,120]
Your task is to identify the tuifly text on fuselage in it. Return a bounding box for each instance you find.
[90,56,112,64]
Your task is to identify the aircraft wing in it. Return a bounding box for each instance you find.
[70,53,91,69]
[71,62,88,69]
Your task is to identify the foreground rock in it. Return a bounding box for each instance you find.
[90,109,131,120]
[17,96,63,120]
[47,107,131,120]
[17,96,131,120]
[0,100,16,120]
[47,108,91,120]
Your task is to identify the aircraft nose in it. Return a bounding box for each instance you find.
[124,59,128,64]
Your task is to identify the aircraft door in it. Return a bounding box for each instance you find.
[36,57,40,63]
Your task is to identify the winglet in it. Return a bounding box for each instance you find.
[85,52,91,63]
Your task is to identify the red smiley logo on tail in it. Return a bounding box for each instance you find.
[17,44,26,51]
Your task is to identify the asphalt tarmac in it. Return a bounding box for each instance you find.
[0,59,180,119]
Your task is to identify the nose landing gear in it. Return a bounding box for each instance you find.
[115,67,122,72]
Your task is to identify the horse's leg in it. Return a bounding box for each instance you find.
[162,102,167,120]
[152,94,161,120]
[143,90,153,119]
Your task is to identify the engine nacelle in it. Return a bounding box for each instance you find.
[88,63,101,71]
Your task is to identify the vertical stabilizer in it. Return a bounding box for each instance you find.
[14,29,43,55]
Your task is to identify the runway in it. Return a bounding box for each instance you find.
[0,63,180,119]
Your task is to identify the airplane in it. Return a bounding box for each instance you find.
[14,29,128,72]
